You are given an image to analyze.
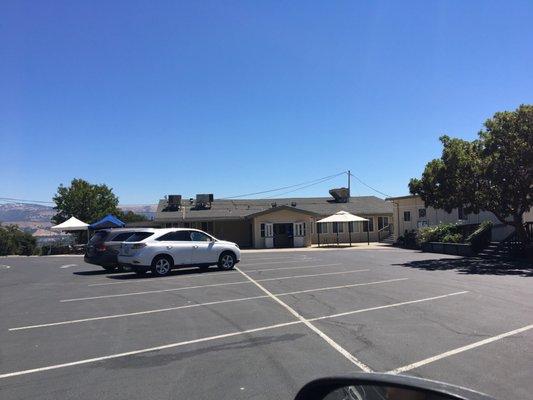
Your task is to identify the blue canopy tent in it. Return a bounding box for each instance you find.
[89,214,126,230]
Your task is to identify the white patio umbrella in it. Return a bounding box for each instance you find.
[316,211,369,246]
[51,216,90,244]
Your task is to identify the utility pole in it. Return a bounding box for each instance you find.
[347,170,351,201]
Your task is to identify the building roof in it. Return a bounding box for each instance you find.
[155,196,393,222]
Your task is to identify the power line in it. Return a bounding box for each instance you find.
[265,174,343,198]
[348,172,390,198]
[219,172,346,199]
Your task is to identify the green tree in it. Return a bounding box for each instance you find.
[52,179,120,224]
[118,210,148,223]
[409,104,533,243]
[0,224,37,256]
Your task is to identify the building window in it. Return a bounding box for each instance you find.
[317,223,328,234]
[404,211,411,222]
[363,217,374,232]
[332,222,344,233]
[260,223,265,237]
[348,221,357,233]
[458,206,465,220]
[418,208,426,218]
[378,216,389,230]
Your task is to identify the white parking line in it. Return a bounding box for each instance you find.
[0,264,12,270]
[389,323,533,374]
[236,266,373,372]
[11,278,408,331]
[0,321,302,379]
[0,290,468,379]
[86,263,341,287]
[60,264,78,269]
[309,291,469,322]
[242,256,312,261]
[245,263,342,272]
[62,269,370,302]
[240,259,313,266]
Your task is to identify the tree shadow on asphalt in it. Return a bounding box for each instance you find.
[393,257,533,277]
[101,333,305,370]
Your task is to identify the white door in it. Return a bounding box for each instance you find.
[190,231,218,264]
[264,223,274,248]
[156,231,193,265]
[293,222,305,247]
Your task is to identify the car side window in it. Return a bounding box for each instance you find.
[156,231,191,241]
[190,231,211,242]
[110,232,134,242]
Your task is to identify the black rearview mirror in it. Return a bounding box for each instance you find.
[294,374,494,400]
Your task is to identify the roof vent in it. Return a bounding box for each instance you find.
[162,195,181,212]
[291,201,297,207]
[329,188,349,203]
[194,193,214,210]
[271,202,277,208]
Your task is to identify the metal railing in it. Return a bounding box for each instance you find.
[378,224,393,242]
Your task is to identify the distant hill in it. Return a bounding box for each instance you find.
[0,203,157,230]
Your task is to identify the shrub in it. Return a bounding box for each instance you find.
[418,223,461,243]
[0,224,37,256]
[396,229,419,249]
[441,233,463,243]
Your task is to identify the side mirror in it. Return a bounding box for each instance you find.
[294,374,494,400]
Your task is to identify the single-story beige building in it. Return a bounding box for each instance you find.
[137,190,393,248]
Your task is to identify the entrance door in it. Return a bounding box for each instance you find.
[273,223,294,248]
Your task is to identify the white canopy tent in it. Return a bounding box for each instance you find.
[316,211,369,246]
[51,217,90,244]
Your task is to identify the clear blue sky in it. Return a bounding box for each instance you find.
[1,1,532,205]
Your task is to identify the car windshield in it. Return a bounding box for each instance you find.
[2,3,531,400]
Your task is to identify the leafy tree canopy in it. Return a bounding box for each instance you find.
[118,210,148,223]
[409,104,533,242]
[52,179,120,224]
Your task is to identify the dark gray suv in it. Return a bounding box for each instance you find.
[84,229,152,271]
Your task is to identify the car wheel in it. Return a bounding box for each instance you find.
[151,255,173,277]
[217,252,236,270]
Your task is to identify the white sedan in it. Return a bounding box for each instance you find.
[118,228,241,276]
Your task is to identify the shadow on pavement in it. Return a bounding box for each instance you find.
[102,333,305,370]
[107,267,225,281]
[73,270,110,276]
[394,257,533,277]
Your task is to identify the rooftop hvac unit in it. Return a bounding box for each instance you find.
[291,201,297,207]
[195,193,214,209]
[329,188,349,203]
[162,194,181,212]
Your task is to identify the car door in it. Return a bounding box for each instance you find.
[156,231,193,265]
[189,231,217,264]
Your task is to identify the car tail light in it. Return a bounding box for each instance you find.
[131,243,146,250]
[96,244,107,252]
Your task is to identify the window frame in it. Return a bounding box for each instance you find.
[403,211,411,222]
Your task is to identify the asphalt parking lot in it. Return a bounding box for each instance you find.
[1,248,532,400]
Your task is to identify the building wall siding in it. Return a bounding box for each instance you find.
[389,196,511,241]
